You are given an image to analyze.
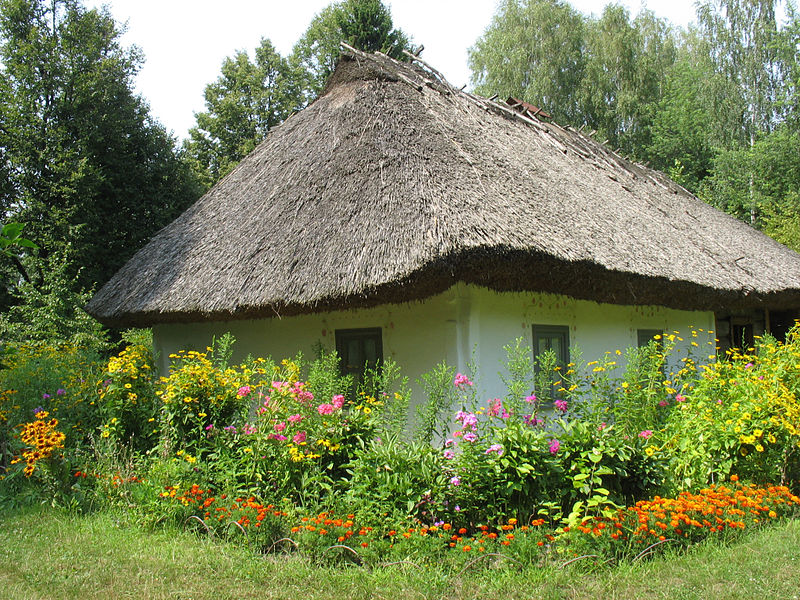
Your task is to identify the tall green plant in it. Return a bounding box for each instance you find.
[414,362,458,445]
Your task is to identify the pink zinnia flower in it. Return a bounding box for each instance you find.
[332,394,345,409]
[444,438,455,448]
[675,394,686,403]
[554,399,568,413]
[450,476,461,486]
[548,439,560,454]
[461,413,478,430]
[443,449,455,460]
[638,429,653,439]
[487,398,503,417]
[237,385,251,397]
[453,373,473,388]
[317,403,335,415]
[288,414,304,424]
[463,432,478,443]
[524,394,537,404]
[485,444,504,456]
[293,431,306,444]
[658,399,669,407]
[274,422,287,432]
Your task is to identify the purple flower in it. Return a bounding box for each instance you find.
[450,476,461,486]
[485,444,504,456]
[444,438,455,448]
[523,414,544,427]
[454,505,461,512]
[744,362,754,369]
[548,439,560,454]
[443,449,455,460]
[223,425,237,433]
[56,388,66,396]
[554,399,568,413]
[463,432,478,443]
[42,393,51,400]
[269,433,288,441]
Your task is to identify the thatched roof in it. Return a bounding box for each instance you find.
[87,46,800,328]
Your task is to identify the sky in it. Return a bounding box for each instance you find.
[83,0,702,141]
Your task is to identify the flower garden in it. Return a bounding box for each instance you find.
[1,327,799,570]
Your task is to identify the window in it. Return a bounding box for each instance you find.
[532,325,570,399]
[637,329,663,349]
[335,327,383,383]
[731,320,754,351]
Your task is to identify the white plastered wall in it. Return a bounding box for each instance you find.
[153,283,715,405]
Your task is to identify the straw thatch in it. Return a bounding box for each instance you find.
[87,46,800,328]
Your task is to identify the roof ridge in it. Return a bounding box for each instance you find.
[339,44,684,194]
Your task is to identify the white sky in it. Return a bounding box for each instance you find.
[84,0,701,141]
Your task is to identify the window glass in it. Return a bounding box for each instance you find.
[335,327,383,383]
[532,325,570,399]
[637,329,663,348]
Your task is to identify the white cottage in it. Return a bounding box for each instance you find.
[87,46,800,399]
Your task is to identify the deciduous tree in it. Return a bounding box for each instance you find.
[184,39,303,189]
[0,0,201,292]
[292,0,413,102]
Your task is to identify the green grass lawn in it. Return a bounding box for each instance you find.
[1,507,798,600]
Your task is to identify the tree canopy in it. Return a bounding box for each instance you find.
[183,39,304,189]
[292,0,413,102]
[470,0,800,250]
[185,0,413,189]
[0,0,201,296]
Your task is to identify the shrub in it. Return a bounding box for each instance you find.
[663,330,800,492]
[98,343,159,452]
